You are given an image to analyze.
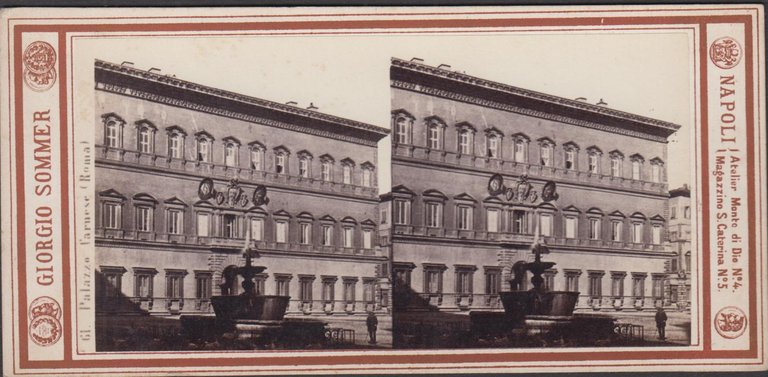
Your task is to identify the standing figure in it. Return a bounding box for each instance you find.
[655,306,668,340]
[366,312,378,344]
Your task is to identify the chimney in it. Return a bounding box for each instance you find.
[437,64,452,70]
[307,102,318,110]
[148,67,162,74]
[575,97,588,102]
[121,61,134,66]
[410,57,424,63]
[286,101,298,106]
[596,98,608,106]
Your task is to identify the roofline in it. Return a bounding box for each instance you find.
[391,57,681,137]
[95,59,390,139]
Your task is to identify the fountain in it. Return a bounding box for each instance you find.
[181,180,327,347]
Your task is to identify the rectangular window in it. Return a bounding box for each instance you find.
[611,274,625,297]
[106,123,120,148]
[299,277,313,303]
[103,202,121,229]
[343,280,356,303]
[487,136,498,158]
[589,218,600,239]
[275,220,288,243]
[425,270,441,294]
[456,270,473,295]
[343,227,354,248]
[223,214,238,238]
[588,273,603,299]
[225,145,237,167]
[135,273,153,298]
[459,131,471,154]
[611,158,621,177]
[136,206,153,232]
[544,272,555,291]
[321,162,331,181]
[250,218,264,241]
[540,214,553,237]
[299,222,311,245]
[299,158,310,178]
[611,220,623,241]
[514,140,526,162]
[588,154,599,173]
[652,225,662,244]
[540,145,551,166]
[670,206,677,219]
[631,222,643,243]
[197,140,209,162]
[425,202,442,228]
[275,154,286,174]
[139,129,152,153]
[565,149,575,169]
[684,206,691,219]
[565,216,577,239]
[275,275,290,296]
[362,230,372,249]
[632,161,641,180]
[396,119,409,144]
[342,166,352,184]
[652,164,661,183]
[632,275,646,298]
[428,126,440,149]
[512,210,527,234]
[195,273,211,300]
[363,279,375,303]
[652,276,664,299]
[103,272,122,298]
[167,209,183,235]
[322,225,333,246]
[362,169,372,187]
[250,149,262,170]
[169,135,183,158]
[166,274,184,299]
[565,272,580,292]
[457,206,473,230]
[196,213,209,237]
[394,200,411,225]
[322,279,335,303]
[486,209,499,233]
[485,269,500,295]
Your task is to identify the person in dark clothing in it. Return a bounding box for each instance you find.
[655,306,668,340]
[366,312,378,344]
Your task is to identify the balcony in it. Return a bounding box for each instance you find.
[394,144,668,195]
[96,145,379,199]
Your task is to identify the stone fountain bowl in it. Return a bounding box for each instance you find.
[500,290,580,319]
[211,295,290,321]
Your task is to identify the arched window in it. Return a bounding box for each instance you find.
[650,157,664,183]
[249,141,265,171]
[538,137,555,167]
[587,146,602,174]
[136,121,157,154]
[511,133,530,163]
[609,150,624,178]
[273,146,290,175]
[392,110,414,145]
[361,162,375,188]
[166,126,186,159]
[102,113,125,148]
[222,137,241,167]
[485,128,503,159]
[194,131,214,163]
[320,154,334,182]
[456,122,476,155]
[630,154,644,181]
[341,158,355,185]
[563,142,579,170]
[297,150,313,178]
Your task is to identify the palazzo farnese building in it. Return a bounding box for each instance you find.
[386,57,681,314]
[94,60,390,319]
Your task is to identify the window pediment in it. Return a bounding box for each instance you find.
[134,119,157,131]
[650,157,664,165]
[164,197,187,207]
[297,211,315,220]
[455,121,477,133]
[194,130,214,141]
[248,140,266,150]
[537,136,555,146]
[273,145,291,155]
[609,210,626,218]
[609,150,624,159]
[650,214,665,222]
[629,153,645,162]
[586,146,603,155]
[165,125,187,136]
[341,216,358,224]
[586,207,604,215]
[132,193,158,203]
[422,189,448,201]
[360,161,375,170]
[563,141,580,150]
[360,219,376,227]
[392,109,415,120]
[222,136,241,146]
[630,211,647,220]
[99,188,126,200]
[424,115,447,128]
[511,132,530,142]
[297,150,313,159]
[101,113,125,125]
[453,192,477,203]
[319,153,335,163]
[273,209,292,218]
[391,185,415,198]
[562,205,581,213]
[484,127,503,137]
[193,200,215,208]
[340,157,355,167]
[319,214,336,223]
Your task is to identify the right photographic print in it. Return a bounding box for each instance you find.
[386,32,693,349]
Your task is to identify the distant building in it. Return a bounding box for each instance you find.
[94,60,391,319]
[666,184,692,309]
[386,57,680,314]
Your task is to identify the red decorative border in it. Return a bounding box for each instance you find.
[6,8,763,374]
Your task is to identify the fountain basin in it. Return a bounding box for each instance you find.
[500,291,580,319]
[211,295,290,321]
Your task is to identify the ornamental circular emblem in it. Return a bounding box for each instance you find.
[198,178,215,200]
[29,296,61,321]
[709,37,743,70]
[252,184,269,207]
[23,41,56,74]
[23,68,56,92]
[29,315,61,347]
[488,174,505,196]
[714,306,747,339]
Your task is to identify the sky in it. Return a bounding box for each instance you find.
[79,30,693,192]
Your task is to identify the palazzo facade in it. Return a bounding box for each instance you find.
[387,57,680,313]
[94,60,390,319]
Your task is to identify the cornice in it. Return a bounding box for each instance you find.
[392,80,670,143]
[95,60,389,145]
[391,57,681,138]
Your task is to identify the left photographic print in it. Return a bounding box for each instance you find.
[92,53,391,351]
